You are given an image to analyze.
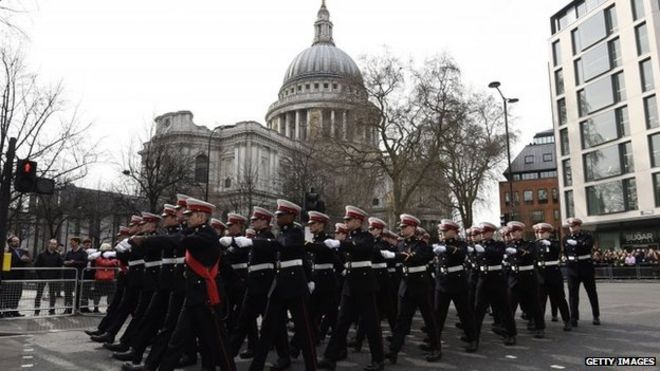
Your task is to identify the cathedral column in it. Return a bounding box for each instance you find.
[306,109,312,138]
[331,110,336,137]
[278,114,284,135]
[234,145,240,182]
[295,110,301,140]
[285,112,291,138]
[342,110,348,140]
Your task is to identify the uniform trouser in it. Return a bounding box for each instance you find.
[539,281,570,322]
[435,288,477,342]
[308,287,338,342]
[159,304,236,371]
[227,285,257,351]
[230,291,289,359]
[474,273,517,338]
[119,289,155,345]
[128,289,171,359]
[566,265,600,321]
[324,293,384,363]
[318,286,342,339]
[144,291,195,369]
[354,281,396,346]
[249,294,317,371]
[98,279,126,332]
[508,276,545,331]
[104,285,140,337]
[34,282,58,312]
[390,291,439,353]
[467,272,478,310]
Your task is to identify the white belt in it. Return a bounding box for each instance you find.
[480,264,502,272]
[445,265,464,273]
[387,268,396,273]
[371,263,388,269]
[249,263,274,272]
[279,259,303,268]
[162,257,184,265]
[404,265,427,274]
[578,254,592,260]
[395,263,403,267]
[145,261,162,268]
[517,265,534,271]
[345,261,371,269]
[128,259,145,267]
[313,263,334,270]
[231,263,248,270]
[538,260,559,267]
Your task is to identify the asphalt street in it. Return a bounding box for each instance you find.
[0,282,658,371]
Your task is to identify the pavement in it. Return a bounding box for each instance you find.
[0,281,658,371]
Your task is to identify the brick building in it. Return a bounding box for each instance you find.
[499,130,562,239]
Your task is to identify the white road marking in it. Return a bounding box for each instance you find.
[550,365,565,369]
[21,364,33,368]
[505,355,517,359]
[23,348,34,352]
[22,355,33,360]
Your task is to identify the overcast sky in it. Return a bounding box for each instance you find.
[9,0,569,221]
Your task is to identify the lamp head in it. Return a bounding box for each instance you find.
[488,81,501,89]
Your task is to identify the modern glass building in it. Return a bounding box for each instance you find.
[550,0,660,250]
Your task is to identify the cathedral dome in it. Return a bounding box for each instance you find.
[283,44,362,85]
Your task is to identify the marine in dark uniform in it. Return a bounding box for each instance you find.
[505,221,545,339]
[431,219,478,353]
[533,222,571,332]
[562,217,600,327]
[383,214,440,364]
[240,199,317,371]
[159,197,236,371]
[318,206,384,371]
[473,222,517,346]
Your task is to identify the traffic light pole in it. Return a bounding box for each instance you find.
[0,137,17,281]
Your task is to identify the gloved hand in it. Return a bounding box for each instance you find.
[86,248,98,255]
[88,251,102,260]
[505,247,518,255]
[234,236,253,248]
[467,246,474,253]
[324,239,340,249]
[102,251,116,259]
[541,239,551,246]
[474,244,485,253]
[115,238,131,253]
[432,244,447,255]
[219,237,233,247]
[566,239,578,246]
[307,281,315,293]
[380,250,395,259]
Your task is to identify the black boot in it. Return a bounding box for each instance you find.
[113,348,139,362]
[270,357,292,371]
[551,316,558,322]
[503,336,516,346]
[418,343,433,352]
[563,321,572,331]
[465,340,478,353]
[364,361,384,371]
[571,319,578,327]
[90,333,114,344]
[533,330,545,339]
[85,329,103,336]
[425,350,441,362]
[104,342,129,352]
[240,349,254,359]
[592,317,600,325]
[317,358,336,370]
[121,363,149,371]
[384,351,397,365]
[176,354,197,368]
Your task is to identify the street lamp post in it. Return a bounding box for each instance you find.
[488,81,518,222]
[205,125,223,201]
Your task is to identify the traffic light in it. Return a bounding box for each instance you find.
[14,159,37,193]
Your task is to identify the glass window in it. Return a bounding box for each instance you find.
[574,10,607,52]
[613,72,626,102]
[583,142,633,181]
[525,155,534,164]
[636,23,649,56]
[587,178,637,215]
[579,72,625,116]
[553,40,562,66]
[505,191,511,204]
[532,210,545,223]
[606,6,617,33]
[555,69,565,95]
[513,174,521,181]
[640,58,654,92]
[522,173,539,180]
[194,155,208,183]
[554,209,561,221]
[649,133,660,167]
[543,153,553,162]
[557,98,567,126]
[538,189,549,204]
[560,128,570,155]
[580,106,629,149]
[609,38,622,67]
[565,190,575,218]
[540,170,558,178]
[563,159,573,186]
[552,188,559,202]
[631,0,645,20]
[653,173,660,207]
[645,95,659,128]
[524,190,534,203]
[581,42,610,82]
[575,59,584,86]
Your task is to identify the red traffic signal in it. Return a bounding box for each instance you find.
[15,159,37,193]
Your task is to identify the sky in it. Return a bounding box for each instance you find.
[8,0,569,221]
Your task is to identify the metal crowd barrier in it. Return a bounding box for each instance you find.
[592,264,660,280]
[0,267,79,319]
[77,266,120,316]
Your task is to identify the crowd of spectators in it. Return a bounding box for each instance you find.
[592,247,659,266]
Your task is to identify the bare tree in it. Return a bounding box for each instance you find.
[224,161,261,216]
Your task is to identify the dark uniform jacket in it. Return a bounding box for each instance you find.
[534,239,563,285]
[338,228,378,296]
[562,231,594,272]
[395,237,433,297]
[251,223,308,299]
[305,232,340,293]
[182,223,222,307]
[507,238,537,288]
[434,238,468,293]
[477,239,506,280]
[140,231,161,291]
[223,235,249,292]
[246,228,277,297]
